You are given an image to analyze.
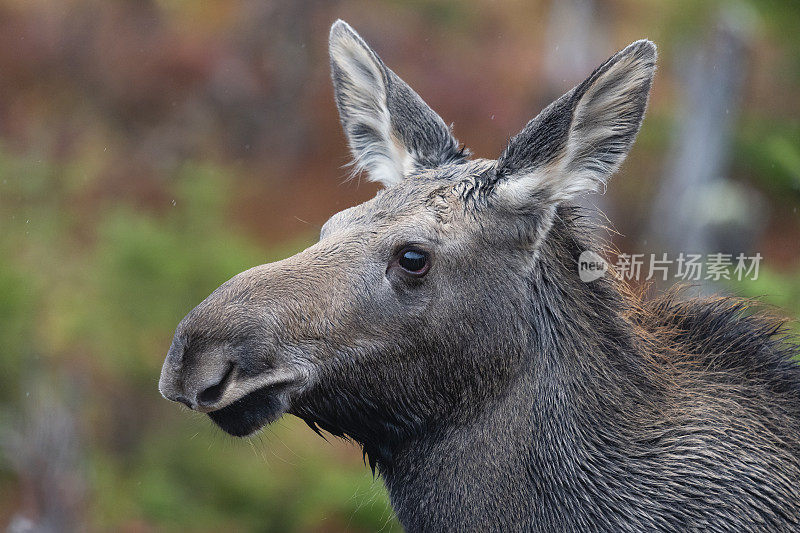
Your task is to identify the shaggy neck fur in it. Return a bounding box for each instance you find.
[296,208,800,532]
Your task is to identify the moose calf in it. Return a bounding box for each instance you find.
[160,20,800,531]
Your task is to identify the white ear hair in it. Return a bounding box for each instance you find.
[495,39,657,209]
[329,20,466,187]
[329,21,407,186]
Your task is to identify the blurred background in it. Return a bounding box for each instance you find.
[1,0,798,531]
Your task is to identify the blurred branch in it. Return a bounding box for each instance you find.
[647,4,764,291]
[2,377,85,533]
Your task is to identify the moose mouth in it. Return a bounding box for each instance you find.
[207,383,291,437]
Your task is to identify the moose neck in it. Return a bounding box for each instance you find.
[379,219,662,530]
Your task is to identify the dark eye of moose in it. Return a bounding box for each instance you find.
[397,247,430,276]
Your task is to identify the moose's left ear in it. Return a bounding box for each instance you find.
[495,40,656,208]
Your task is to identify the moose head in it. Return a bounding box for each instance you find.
[159,19,655,458]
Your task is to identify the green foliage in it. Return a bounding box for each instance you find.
[733,267,800,338]
[0,148,398,531]
[0,255,37,402]
[735,119,800,199]
[80,165,267,382]
[92,417,399,531]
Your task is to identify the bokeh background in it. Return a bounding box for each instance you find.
[1,0,799,531]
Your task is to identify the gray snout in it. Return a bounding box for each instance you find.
[158,335,235,412]
[159,262,304,418]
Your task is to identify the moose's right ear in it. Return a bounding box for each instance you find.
[329,20,466,187]
[494,39,656,210]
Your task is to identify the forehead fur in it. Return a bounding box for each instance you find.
[386,158,497,214]
[325,159,497,234]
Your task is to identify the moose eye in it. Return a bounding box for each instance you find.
[396,247,430,276]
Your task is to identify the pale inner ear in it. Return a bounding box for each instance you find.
[494,159,571,209]
[329,21,466,188]
[495,40,655,209]
[565,48,656,189]
[330,35,409,186]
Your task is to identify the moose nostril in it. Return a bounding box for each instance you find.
[175,395,194,409]
[197,364,234,407]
